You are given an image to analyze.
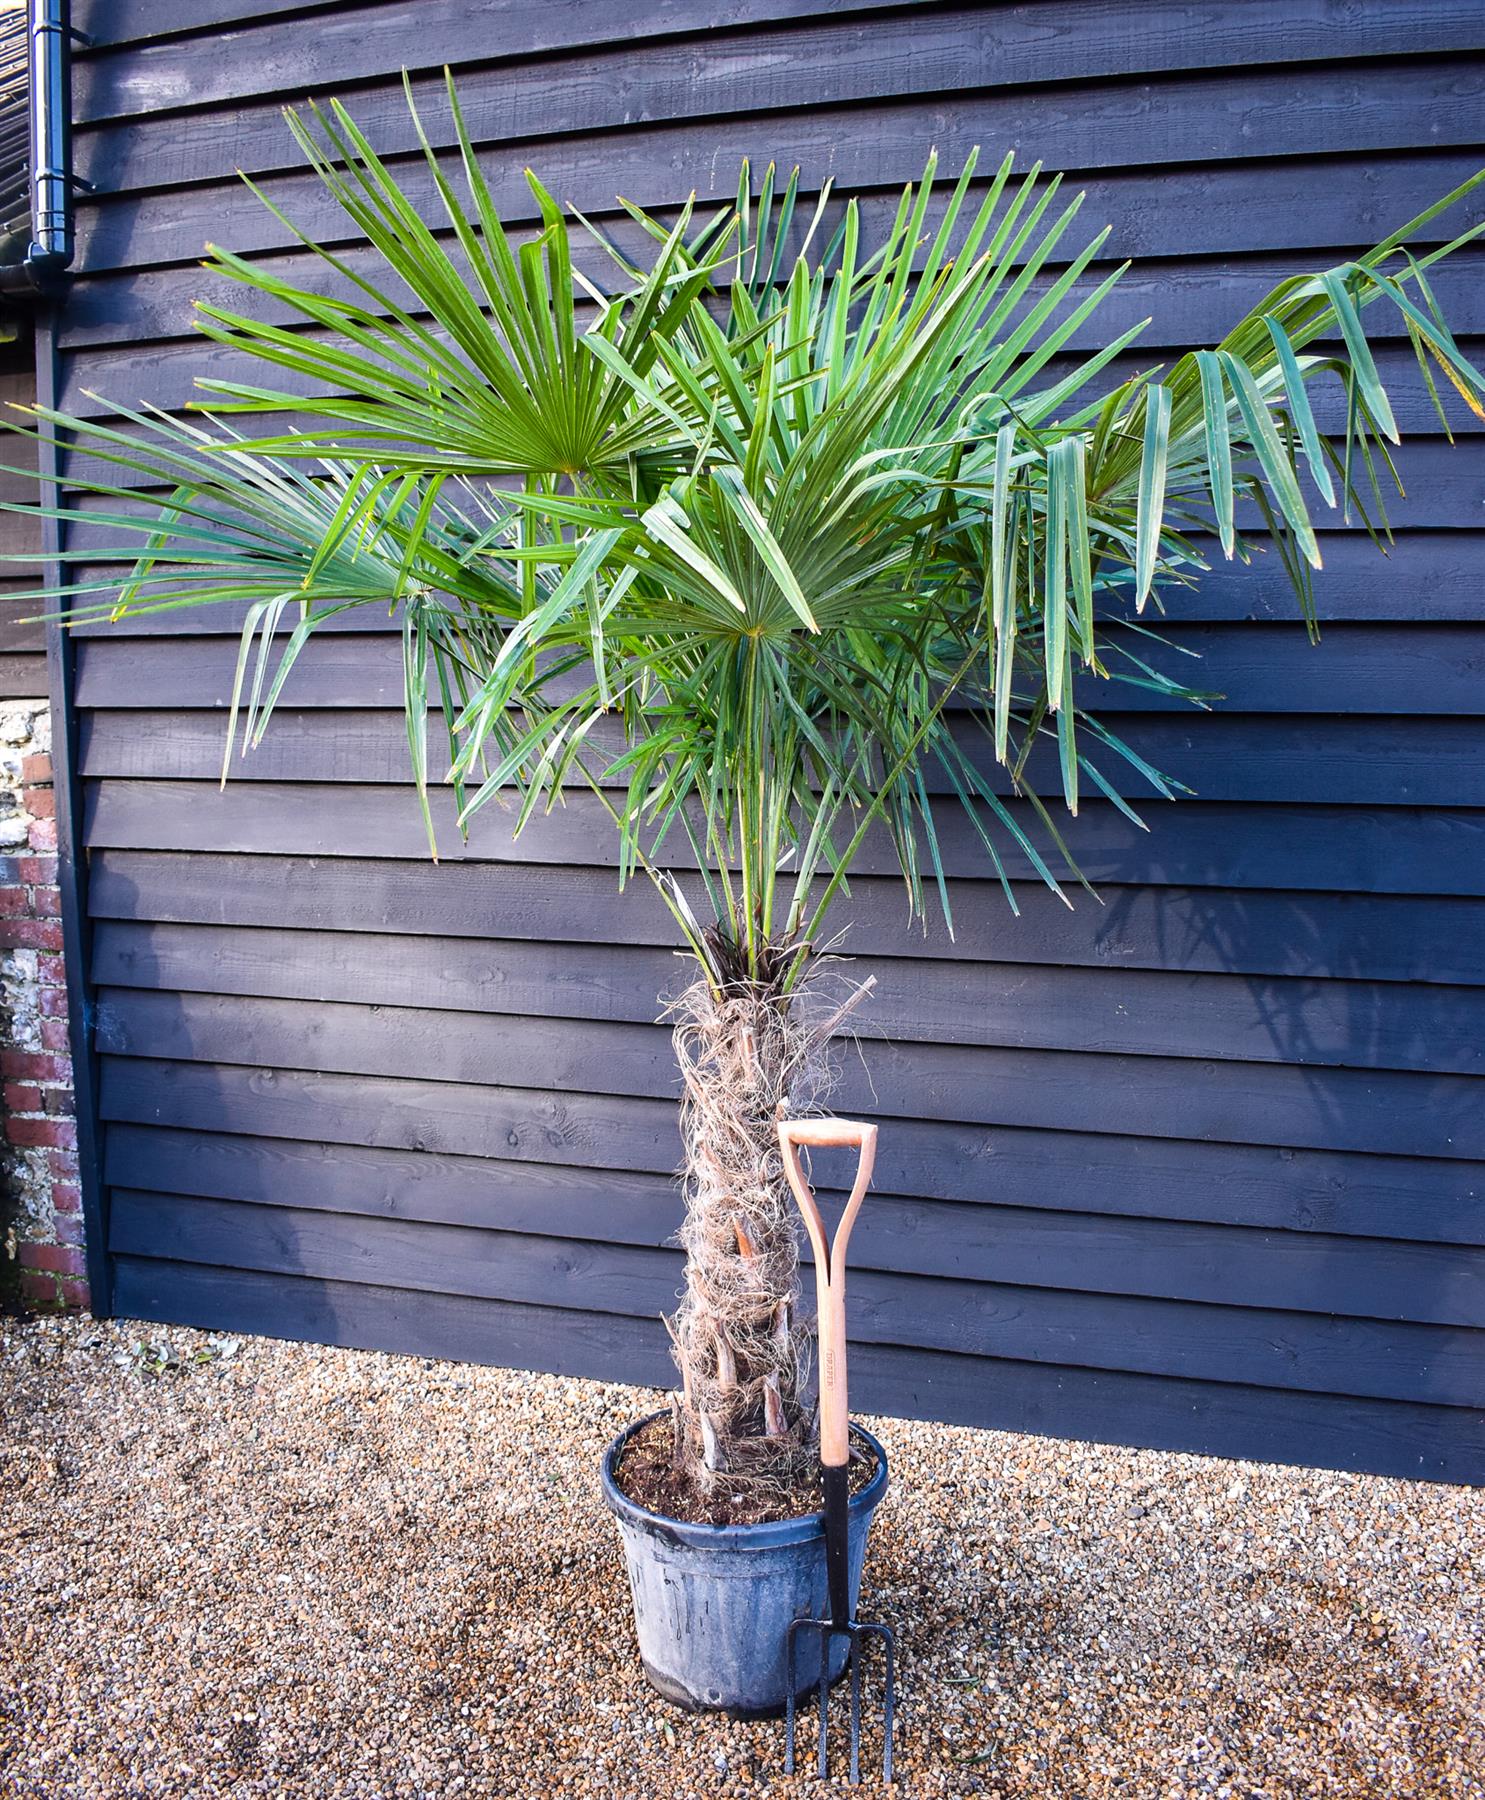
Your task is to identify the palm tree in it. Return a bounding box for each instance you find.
[10,77,1483,1497]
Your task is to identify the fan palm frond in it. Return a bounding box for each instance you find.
[6,81,1482,985]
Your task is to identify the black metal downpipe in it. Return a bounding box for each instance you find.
[0,0,79,296]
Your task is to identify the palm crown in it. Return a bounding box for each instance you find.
[11,77,1485,992]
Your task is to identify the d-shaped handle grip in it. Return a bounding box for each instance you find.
[779,1118,876,1151]
[778,1117,877,1469]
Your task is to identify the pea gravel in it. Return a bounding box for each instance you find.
[1,1315,1481,1799]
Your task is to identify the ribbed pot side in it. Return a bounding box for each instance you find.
[600,1413,889,1716]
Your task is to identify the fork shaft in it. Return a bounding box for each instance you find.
[823,1462,851,1628]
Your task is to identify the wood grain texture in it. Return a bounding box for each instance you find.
[91,983,1485,1162]
[63,530,1485,626]
[99,1058,1485,1241]
[88,917,1485,1076]
[73,0,1485,127]
[52,259,1485,413]
[70,5,1485,192]
[86,851,1485,987]
[108,1258,1485,1481]
[69,619,1485,716]
[0,656,50,698]
[104,1188,1485,1405]
[55,165,1485,352]
[98,1146,1485,1327]
[68,60,1485,272]
[58,5,1485,1476]
[75,0,345,51]
[82,780,1485,896]
[73,0,922,119]
[74,707,1485,809]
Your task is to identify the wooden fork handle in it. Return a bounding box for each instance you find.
[778,1117,878,1470]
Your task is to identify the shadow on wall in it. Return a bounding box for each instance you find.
[1086,875,1485,1381]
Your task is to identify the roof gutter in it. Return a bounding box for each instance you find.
[0,0,81,297]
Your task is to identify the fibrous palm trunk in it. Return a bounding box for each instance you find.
[666,939,869,1492]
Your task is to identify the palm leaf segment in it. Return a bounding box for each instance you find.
[7,76,1483,984]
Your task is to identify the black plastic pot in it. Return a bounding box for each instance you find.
[600,1411,889,1716]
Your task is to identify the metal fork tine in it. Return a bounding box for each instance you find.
[848,1630,862,1784]
[784,1619,800,1775]
[883,1630,896,1784]
[781,1618,895,1784]
[816,1628,830,1779]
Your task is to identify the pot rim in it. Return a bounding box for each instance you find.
[600,1409,889,1551]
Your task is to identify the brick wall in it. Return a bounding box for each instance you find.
[0,697,86,1312]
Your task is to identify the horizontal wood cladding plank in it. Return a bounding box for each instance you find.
[864,1276,1485,1406]
[100,1053,683,1186]
[0,369,35,405]
[64,531,1485,629]
[51,392,1484,524]
[100,1059,1485,1242]
[0,601,46,657]
[106,1256,1485,1482]
[57,159,1485,355]
[68,617,1485,716]
[54,251,1485,418]
[1100,533,1485,623]
[0,432,39,503]
[74,0,1485,133]
[73,0,919,121]
[90,984,672,1106]
[105,1190,1485,1406]
[69,10,1485,202]
[0,656,49,699]
[102,1130,1485,1328]
[88,917,1485,1077]
[76,1,324,48]
[53,350,1485,508]
[92,988,1485,1159]
[104,1124,687,1241]
[81,779,1485,897]
[103,1120,1485,1280]
[110,1250,677,1384]
[69,58,1485,275]
[0,485,39,530]
[74,707,1485,809]
[851,1337,1485,1483]
[108,1191,679,1322]
[86,851,1485,989]
[1103,718,1485,807]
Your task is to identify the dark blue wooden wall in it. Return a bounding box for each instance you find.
[56,1,1485,1480]
[0,353,43,696]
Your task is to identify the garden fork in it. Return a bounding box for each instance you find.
[777,1117,895,1785]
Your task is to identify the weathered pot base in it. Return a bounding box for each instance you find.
[638,1653,850,1719]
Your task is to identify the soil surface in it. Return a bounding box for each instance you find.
[614,1411,878,1526]
[3,1313,1483,1799]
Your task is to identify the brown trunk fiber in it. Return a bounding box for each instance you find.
[666,965,822,1488]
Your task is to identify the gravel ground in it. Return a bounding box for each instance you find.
[1,1314,1481,1800]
